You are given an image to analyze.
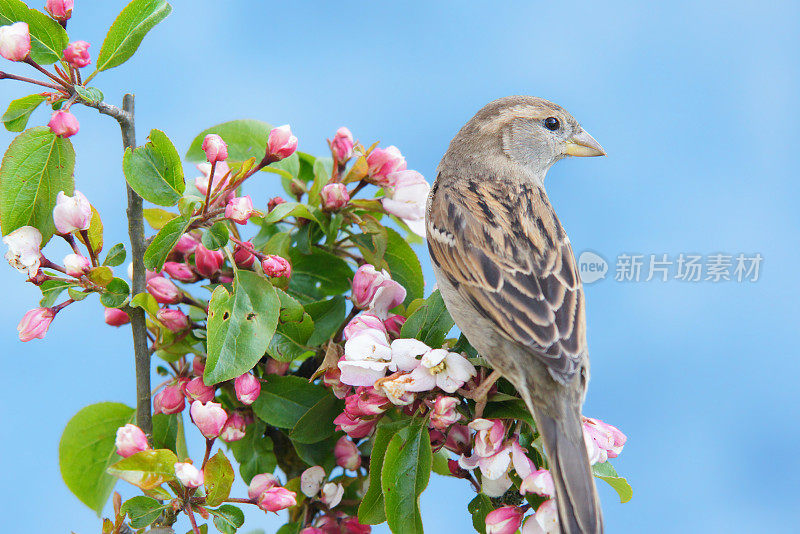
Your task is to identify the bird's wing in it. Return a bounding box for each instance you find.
[427,173,587,382]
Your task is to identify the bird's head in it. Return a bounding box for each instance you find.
[445,96,605,178]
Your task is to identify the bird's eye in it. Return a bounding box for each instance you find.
[544,117,560,131]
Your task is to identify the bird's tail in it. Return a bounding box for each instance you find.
[522,394,603,534]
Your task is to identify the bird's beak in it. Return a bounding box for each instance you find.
[564,128,606,157]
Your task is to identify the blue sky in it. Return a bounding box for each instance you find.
[1,1,799,532]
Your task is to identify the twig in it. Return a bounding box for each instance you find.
[0,71,65,91]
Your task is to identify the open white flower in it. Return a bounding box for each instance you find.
[382,170,430,238]
[3,226,42,277]
[405,349,476,393]
[338,329,393,387]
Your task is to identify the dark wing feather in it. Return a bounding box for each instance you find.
[427,174,587,383]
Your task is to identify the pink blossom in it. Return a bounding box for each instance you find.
[523,500,559,534]
[114,424,149,458]
[323,367,351,399]
[63,253,90,277]
[225,195,254,224]
[383,314,406,337]
[174,233,200,254]
[194,243,225,278]
[163,261,196,282]
[458,419,515,496]
[174,462,204,488]
[300,466,325,497]
[301,528,325,534]
[266,358,290,376]
[190,400,227,439]
[404,348,477,393]
[248,473,280,500]
[261,255,291,278]
[339,329,392,387]
[220,412,247,442]
[344,387,390,418]
[3,226,42,277]
[17,307,55,342]
[153,384,185,415]
[258,486,297,512]
[331,127,354,162]
[343,313,386,340]
[104,307,130,327]
[321,183,350,211]
[351,264,406,318]
[333,411,378,439]
[583,416,627,462]
[429,395,461,430]
[192,355,205,376]
[147,277,182,304]
[366,146,406,186]
[0,22,30,61]
[382,170,430,238]
[268,196,286,212]
[341,517,372,534]
[62,40,90,68]
[157,308,189,332]
[520,469,555,498]
[267,125,298,161]
[182,377,215,403]
[485,506,523,534]
[444,424,471,455]
[234,373,261,405]
[194,161,230,196]
[201,134,228,163]
[233,240,257,268]
[53,190,91,234]
[48,110,79,138]
[45,0,73,21]
[334,436,361,470]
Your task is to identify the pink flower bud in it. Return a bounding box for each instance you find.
[321,183,350,211]
[485,506,523,534]
[194,161,230,196]
[62,40,90,68]
[225,195,254,224]
[341,517,372,534]
[153,384,185,415]
[258,486,297,512]
[63,253,90,277]
[334,436,361,470]
[265,358,290,376]
[383,314,406,337]
[163,261,196,282]
[3,225,42,277]
[248,473,280,500]
[261,255,291,278]
[333,411,377,439]
[147,277,182,304]
[194,243,224,278]
[584,417,627,459]
[470,418,506,458]
[234,373,261,405]
[232,240,256,268]
[192,355,205,376]
[45,0,73,21]
[366,146,406,186]
[429,395,461,430]
[351,265,406,318]
[53,190,91,234]
[17,307,54,342]
[331,127,354,163]
[104,307,130,327]
[174,233,200,255]
[201,134,228,163]
[323,367,351,399]
[268,196,286,212]
[220,411,247,442]
[301,529,325,534]
[190,400,227,439]
[267,124,298,161]
[48,110,79,138]
[343,313,386,340]
[174,462,204,488]
[115,424,150,458]
[0,22,31,61]
[182,376,215,403]
[157,308,190,332]
[529,500,559,533]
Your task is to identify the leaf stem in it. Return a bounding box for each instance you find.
[23,57,68,87]
[202,161,217,214]
[185,504,202,534]
[0,70,65,91]
[79,229,98,266]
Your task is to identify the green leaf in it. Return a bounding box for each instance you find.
[2,94,45,132]
[267,313,315,363]
[204,270,280,384]
[0,0,69,64]
[289,393,344,444]
[467,494,494,534]
[59,402,134,514]
[209,505,244,534]
[275,523,301,534]
[79,206,104,254]
[481,398,535,429]
[399,290,455,348]
[39,279,70,307]
[227,421,276,484]
[96,0,172,71]
[275,287,304,323]
[121,496,167,528]
[103,243,127,267]
[100,277,130,308]
[107,448,178,491]
[288,248,353,300]
[292,433,339,471]
[74,86,105,103]
[67,286,90,301]
[143,215,191,272]
[304,296,346,346]
[383,228,424,306]
[381,419,432,534]
[252,375,328,429]
[143,207,178,230]
[0,127,74,242]
[201,221,229,250]
[204,450,235,507]
[122,129,185,206]
[260,201,320,225]
[593,461,633,503]
[186,120,272,163]
[358,419,410,525]
[151,413,179,453]
[308,158,333,206]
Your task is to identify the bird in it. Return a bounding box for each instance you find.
[426,96,606,534]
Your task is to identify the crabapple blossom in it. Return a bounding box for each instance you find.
[334,436,361,470]
[17,307,55,341]
[0,22,30,61]
[339,329,392,387]
[163,261,196,282]
[523,500,559,534]
[174,233,200,254]
[48,110,80,137]
[63,253,90,277]
[429,395,462,430]
[53,191,92,234]
[233,240,257,268]
[485,506,523,534]
[174,462,204,488]
[266,358,290,376]
[366,145,406,186]
[190,400,227,439]
[234,373,261,405]
[220,411,247,442]
[153,384,185,415]
[267,125,298,161]
[382,170,430,237]
[268,196,286,212]
[258,486,297,512]
[583,416,627,465]
[182,377,215,403]
[156,308,189,332]
[321,183,350,211]
[321,482,344,508]
[115,424,150,458]
[333,411,378,439]
[248,473,280,500]
[62,41,90,68]
[331,127,354,162]
[194,243,224,278]
[201,134,228,163]
[192,355,205,376]
[383,314,406,337]
[323,367,351,399]
[444,424,471,455]
[351,264,406,318]
[341,517,372,534]
[44,0,73,20]
[4,226,42,277]
[147,277,182,304]
[104,307,130,326]
[404,348,477,393]
[343,313,386,340]
[225,195,254,224]
[194,161,230,196]
[520,469,555,498]
[261,255,291,278]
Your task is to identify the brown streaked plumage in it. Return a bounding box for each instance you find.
[427,96,606,534]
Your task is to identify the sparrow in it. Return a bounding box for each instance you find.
[426,96,606,534]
